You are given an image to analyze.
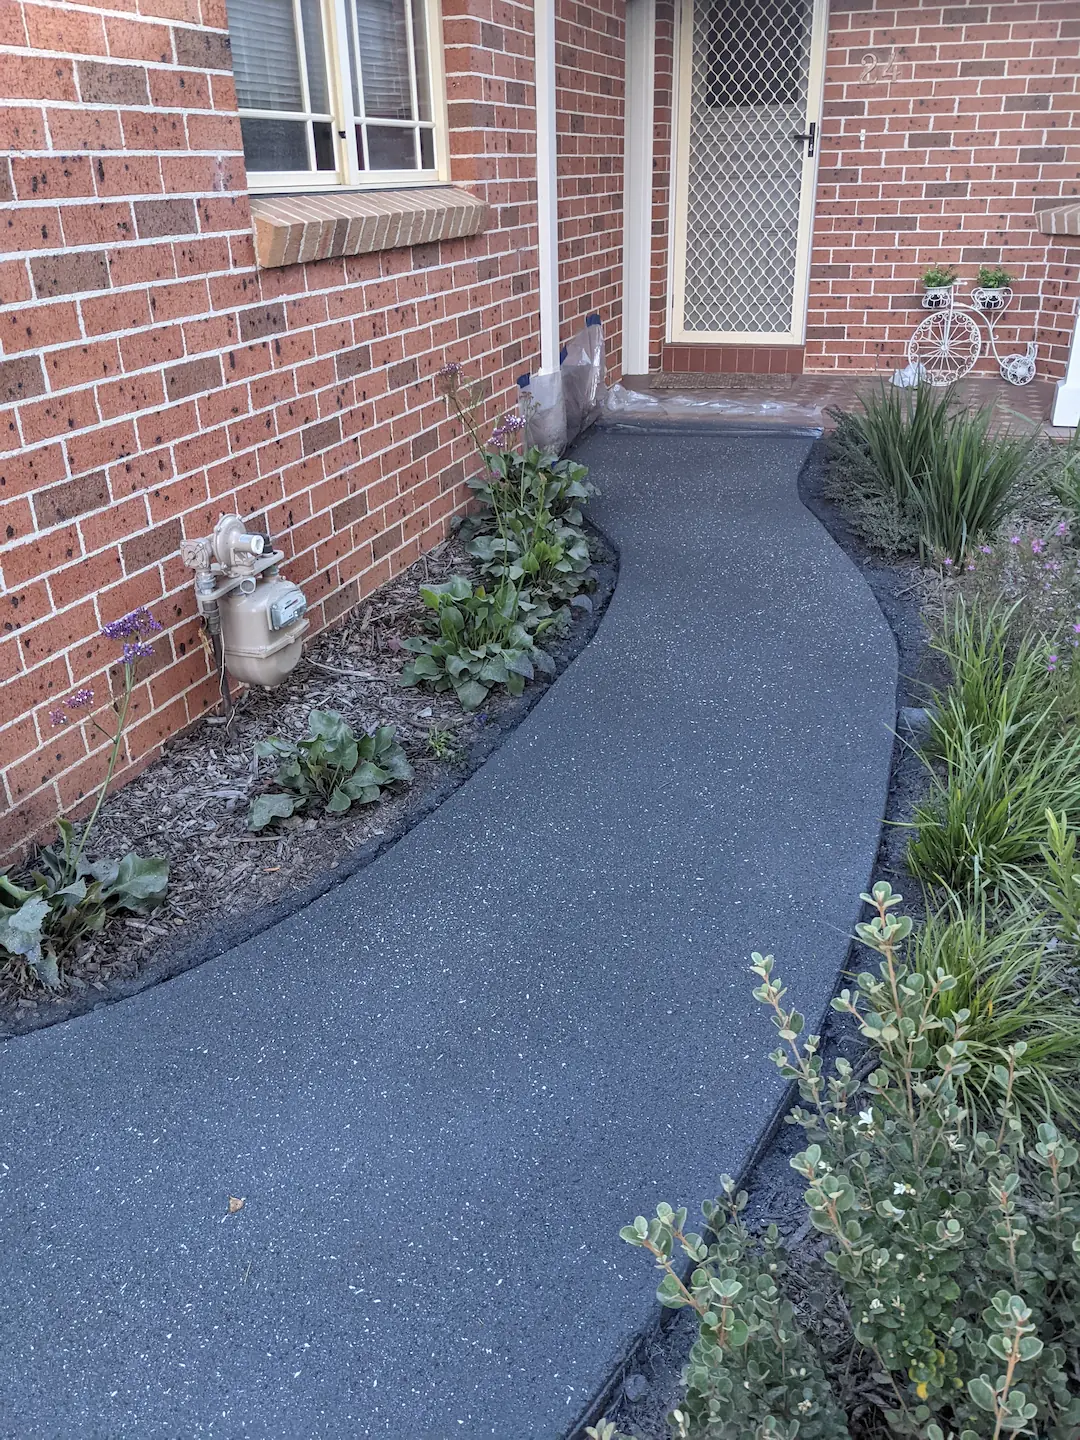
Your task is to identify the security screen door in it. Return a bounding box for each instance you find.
[671,0,827,344]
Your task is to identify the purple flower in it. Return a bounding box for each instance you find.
[49,708,67,727]
[101,606,161,641]
[122,639,155,664]
[436,361,463,379]
[1010,536,1021,545]
[1048,654,1059,671]
[489,413,527,450]
[1058,521,1069,536]
[1072,623,1080,634]
[980,544,992,555]
[1032,539,1045,555]
[65,687,94,710]
[943,556,953,568]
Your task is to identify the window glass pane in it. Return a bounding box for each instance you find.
[228,0,303,112]
[312,121,336,170]
[419,126,434,169]
[300,0,330,112]
[240,117,310,171]
[351,0,413,119]
[354,125,367,169]
[366,125,417,169]
[410,0,431,121]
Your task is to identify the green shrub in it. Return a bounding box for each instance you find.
[399,576,555,710]
[249,710,412,829]
[977,266,1012,290]
[922,265,958,288]
[907,600,1080,890]
[461,450,597,614]
[608,882,1080,1440]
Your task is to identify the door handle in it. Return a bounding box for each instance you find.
[791,122,817,157]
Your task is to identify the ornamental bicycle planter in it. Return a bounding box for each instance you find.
[906,283,1037,387]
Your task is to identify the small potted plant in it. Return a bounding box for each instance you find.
[921,265,958,308]
[974,265,1012,309]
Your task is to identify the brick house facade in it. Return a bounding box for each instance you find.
[0,0,1078,856]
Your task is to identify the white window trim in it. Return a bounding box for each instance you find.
[238,0,451,195]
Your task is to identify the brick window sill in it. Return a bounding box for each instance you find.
[249,185,488,268]
[1037,201,1080,237]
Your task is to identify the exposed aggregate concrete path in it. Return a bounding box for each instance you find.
[0,428,896,1438]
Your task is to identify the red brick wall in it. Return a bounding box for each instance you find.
[0,0,627,859]
[556,0,626,368]
[806,0,1080,376]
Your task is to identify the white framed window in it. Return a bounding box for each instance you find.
[226,0,448,192]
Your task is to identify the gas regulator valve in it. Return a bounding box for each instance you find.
[181,514,309,689]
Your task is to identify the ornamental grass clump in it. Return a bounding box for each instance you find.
[0,607,169,990]
[826,385,1042,564]
[604,882,1080,1440]
[911,884,1080,1127]
[907,598,1080,891]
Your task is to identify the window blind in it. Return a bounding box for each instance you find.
[350,0,413,120]
[228,0,304,113]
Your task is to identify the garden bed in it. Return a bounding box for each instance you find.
[0,525,617,1039]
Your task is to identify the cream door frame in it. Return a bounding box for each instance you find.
[668,0,829,346]
[622,0,657,374]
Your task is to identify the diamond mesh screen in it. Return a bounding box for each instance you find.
[682,0,814,335]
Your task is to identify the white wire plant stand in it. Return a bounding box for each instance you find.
[906,284,1037,387]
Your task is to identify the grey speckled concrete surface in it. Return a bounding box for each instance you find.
[0,430,896,1440]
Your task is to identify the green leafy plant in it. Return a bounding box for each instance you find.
[399,576,555,710]
[436,362,599,612]
[620,1189,847,1439]
[977,267,1012,290]
[922,265,958,289]
[908,599,1080,890]
[249,710,412,830]
[606,882,1080,1440]
[0,607,169,990]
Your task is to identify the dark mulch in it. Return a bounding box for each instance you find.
[584,439,936,1440]
[1,528,617,1039]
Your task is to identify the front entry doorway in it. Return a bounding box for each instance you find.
[670,0,828,346]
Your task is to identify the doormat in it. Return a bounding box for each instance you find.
[651,372,796,391]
